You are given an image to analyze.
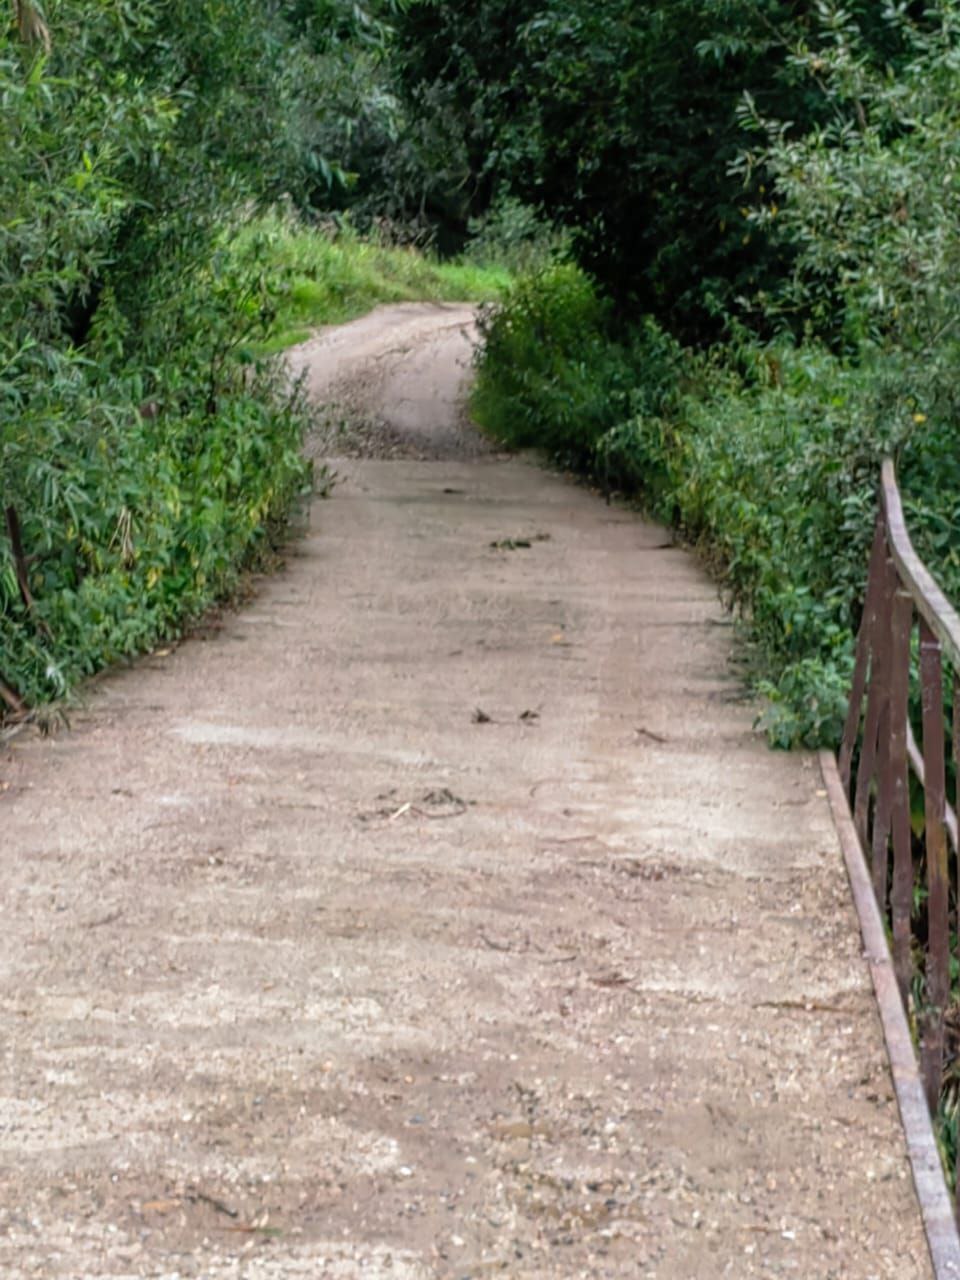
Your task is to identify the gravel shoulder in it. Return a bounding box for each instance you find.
[0,304,932,1277]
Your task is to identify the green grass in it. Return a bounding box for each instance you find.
[236,214,511,355]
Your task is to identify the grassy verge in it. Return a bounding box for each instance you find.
[236,214,510,355]
[472,265,960,749]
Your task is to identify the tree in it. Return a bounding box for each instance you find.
[392,0,912,339]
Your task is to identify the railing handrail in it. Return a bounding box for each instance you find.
[838,456,960,1256]
[881,458,960,668]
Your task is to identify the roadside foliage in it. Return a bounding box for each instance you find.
[470,3,960,751]
[1,0,320,711]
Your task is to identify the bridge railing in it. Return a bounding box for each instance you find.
[839,458,960,1160]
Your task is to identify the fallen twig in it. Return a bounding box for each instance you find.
[529,776,564,797]
[479,932,515,953]
[190,1190,239,1219]
[635,726,668,745]
[220,1224,281,1236]
[371,789,469,827]
[589,972,633,988]
[542,834,610,847]
[413,803,467,820]
[753,999,855,1015]
[84,910,123,930]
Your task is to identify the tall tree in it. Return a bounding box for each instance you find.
[393,0,910,339]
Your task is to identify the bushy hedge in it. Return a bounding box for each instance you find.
[471,264,678,470]
[473,267,960,748]
[1,344,310,708]
[0,3,317,716]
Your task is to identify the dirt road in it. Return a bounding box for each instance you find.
[0,304,932,1277]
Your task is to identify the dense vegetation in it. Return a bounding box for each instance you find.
[0,0,509,717]
[391,0,920,339]
[244,212,509,355]
[1,0,315,713]
[469,3,960,751]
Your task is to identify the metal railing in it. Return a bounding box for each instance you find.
[839,459,960,1139]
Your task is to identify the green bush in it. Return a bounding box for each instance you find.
[464,196,569,277]
[0,301,312,709]
[471,264,678,468]
[473,269,960,748]
[0,2,319,716]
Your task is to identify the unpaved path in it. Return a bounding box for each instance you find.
[291,302,492,460]
[0,304,931,1277]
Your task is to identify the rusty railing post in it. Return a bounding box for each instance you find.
[920,618,949,1115]
[839,518,887,791]
[888,587,915,1009]
[833,458,960,1250]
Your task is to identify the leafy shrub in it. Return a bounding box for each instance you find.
[471,265,678,469]
[464,196,569,276]
[0,3,320,716]
[737,3,960,358]
[474,270,960,748]
[0,293,313,709]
